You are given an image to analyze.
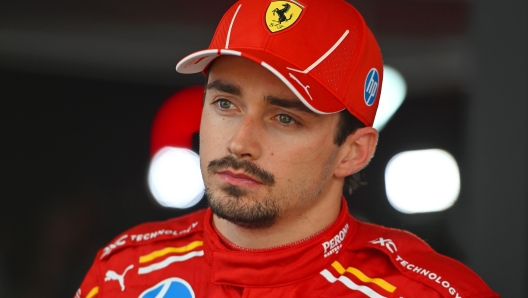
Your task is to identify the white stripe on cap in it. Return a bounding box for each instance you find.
[226,4,242,49]
[287,30,349,74]
[220,49,242,56]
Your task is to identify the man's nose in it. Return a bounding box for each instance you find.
[227,113,262,160]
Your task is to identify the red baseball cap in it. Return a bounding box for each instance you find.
[176,0,383,126]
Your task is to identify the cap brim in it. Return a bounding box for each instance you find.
[176,48,346,115]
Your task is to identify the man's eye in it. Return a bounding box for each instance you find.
[217,99,232,109]
[278,114,294,124]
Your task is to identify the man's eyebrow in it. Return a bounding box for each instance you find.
[206,80,242,96]
[264,95,319,115]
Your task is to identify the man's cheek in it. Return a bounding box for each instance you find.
[274,138,333,164]
[275,147,327,164]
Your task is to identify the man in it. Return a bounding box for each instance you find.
[76,0,500,297]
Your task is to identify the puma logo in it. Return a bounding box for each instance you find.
[289,73,313,101]
[105,264,134,291]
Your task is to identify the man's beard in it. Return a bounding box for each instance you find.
[206,155,279,229]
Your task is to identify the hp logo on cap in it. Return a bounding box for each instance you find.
[364,68,379,106]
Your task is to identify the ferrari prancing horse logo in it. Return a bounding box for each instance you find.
[265,1,304,33]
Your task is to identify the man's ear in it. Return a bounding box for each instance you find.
[334,127,378,178]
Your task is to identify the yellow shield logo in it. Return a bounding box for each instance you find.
[265,1,304,33]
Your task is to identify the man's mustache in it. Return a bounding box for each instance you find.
[207,156,275,186]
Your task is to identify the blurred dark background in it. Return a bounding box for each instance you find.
[0,0,526,297]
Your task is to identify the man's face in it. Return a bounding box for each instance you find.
[200,56,344,229]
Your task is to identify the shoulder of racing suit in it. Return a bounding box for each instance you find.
[95,208,207,262]
[347,219,500,298]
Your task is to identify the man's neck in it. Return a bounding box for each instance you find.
[212,195,342,250]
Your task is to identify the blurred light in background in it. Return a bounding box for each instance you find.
[373,65,407,131]
[384,149,460,214]
[148,147,204,208]
[148,86,205,209]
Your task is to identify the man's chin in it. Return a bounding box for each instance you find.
[220,184,248,198]
[206,188,280,230]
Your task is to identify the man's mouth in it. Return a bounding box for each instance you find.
[217,170,263,187]
[207,156,276,186]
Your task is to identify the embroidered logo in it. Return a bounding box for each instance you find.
[364,68,380,106]
[100,234,128,259]
[322,224,349,258]
[105,264,134,291]
[369,237,398,254]
[289,73,313,100]
[265,1,304,33]
[139,278,195,298]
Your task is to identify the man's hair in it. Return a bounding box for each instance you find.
[334,110,366,196]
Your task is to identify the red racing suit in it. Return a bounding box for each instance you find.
[76,199,499,298]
